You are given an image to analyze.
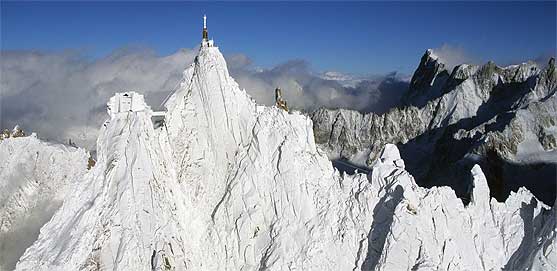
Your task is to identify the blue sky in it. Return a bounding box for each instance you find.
[2,1,556,74]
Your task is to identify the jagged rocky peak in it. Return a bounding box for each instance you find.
[503,61,540,82]
[410,49,447,87]
[447,58,554,94]
[402,49,450,107]
[311,48,556,206]
[404,52,556,109]
[462,60,536,87]
[549,57,556,72]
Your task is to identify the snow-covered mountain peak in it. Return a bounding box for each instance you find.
[8,35,556,270]
[450,63,479,80]
[425,48,438,60]
[162,42,260,208]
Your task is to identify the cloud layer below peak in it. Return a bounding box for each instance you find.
[1,48,409,149]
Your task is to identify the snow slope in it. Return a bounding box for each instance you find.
[0,134,88,271]
[13,41,556,270]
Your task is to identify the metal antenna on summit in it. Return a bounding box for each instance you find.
[202,15,208,40]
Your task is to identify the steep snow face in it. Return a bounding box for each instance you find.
[16,94,191,270]
[526,200,557,270]
[164,45,258,212]
[362,149,552,271]
[13,42,556,270]
[0,135,88,271]
[160,44,379,269]
[372,163,555,271]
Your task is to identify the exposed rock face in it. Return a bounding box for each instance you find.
[312,51,557,204]
[0,134,88,271]
[401,49,450,107]
[0,126,26,140]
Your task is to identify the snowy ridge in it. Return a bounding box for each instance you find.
[372,163,554,270]
[12,42,556,270]
[311,47,491,164]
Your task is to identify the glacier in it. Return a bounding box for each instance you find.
[3,39,555,270]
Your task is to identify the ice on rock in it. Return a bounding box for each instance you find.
[12,40,556,270]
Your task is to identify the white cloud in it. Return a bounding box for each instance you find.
[431,44,478,71]
[1,48,410,150]
[0,48,196,149]
[230,59,410,114]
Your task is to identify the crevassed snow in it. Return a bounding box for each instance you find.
[12,41,556,270]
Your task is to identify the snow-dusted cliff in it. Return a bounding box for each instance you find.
[312,51,556,204]
[0,134,88,271]
[8,41,556,270]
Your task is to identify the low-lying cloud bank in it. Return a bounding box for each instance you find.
[1,48,196,149]
[0,47,409,149]
[230,58,410,113]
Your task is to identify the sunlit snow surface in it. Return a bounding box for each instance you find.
[6,44,556,270]
[0,135,88,270]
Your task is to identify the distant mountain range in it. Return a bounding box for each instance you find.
[312,49,556,205]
